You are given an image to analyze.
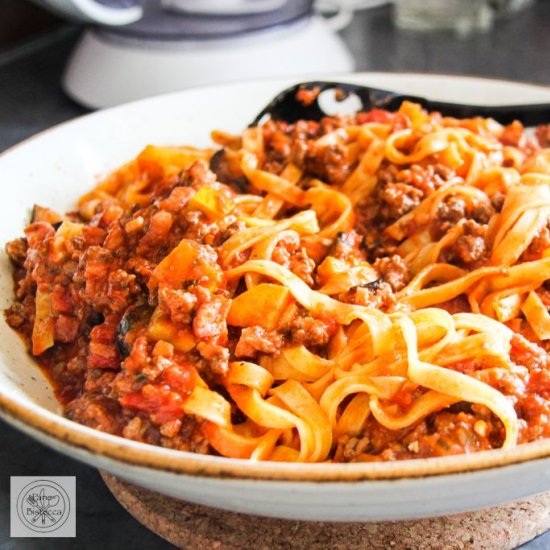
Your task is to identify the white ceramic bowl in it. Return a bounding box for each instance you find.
[2,74,550,522]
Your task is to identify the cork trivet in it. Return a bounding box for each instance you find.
[101,472,550,550]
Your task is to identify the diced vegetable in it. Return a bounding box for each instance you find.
[31,205,63,226]
[116,304,153,358]
[148,308,195,352]
[317,256,378,295]
[150,239,224,290]
[189,185,234,220]
[32,287,55,355]
[227,283,294,330]
[51,221,84,262]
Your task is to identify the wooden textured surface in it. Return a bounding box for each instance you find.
[102,472,550,550]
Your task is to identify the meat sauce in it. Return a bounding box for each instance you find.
[5,114,550,462]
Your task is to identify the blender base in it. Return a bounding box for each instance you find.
[62,17,354,109]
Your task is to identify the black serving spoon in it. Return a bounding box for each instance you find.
[251,81,550,126]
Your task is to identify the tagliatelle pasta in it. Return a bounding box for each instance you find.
[6,100,550,463]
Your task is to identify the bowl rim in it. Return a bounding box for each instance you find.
[2,72,550,482]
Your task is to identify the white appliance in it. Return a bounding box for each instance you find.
[31,0,355,109]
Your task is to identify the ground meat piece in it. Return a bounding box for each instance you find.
[159,287,197,324]
[235,326,284,357]
[65,394,123,434]
[182,160,217,189]
[399,164,453,196]
[122,335,151,375]
[88,316,121,370]
[5,302,30,329]
[521,224,550,262]
[327,231,364,262]
[84,368,117,395]
[373,255,409,292]
[107,269,140,312]
[272,239,315,286]
[159,418,182,438]
[51,285,74,315]
[192,297,231,341]
[289,249,316,286]
[491,192,506,213]
[471,203,493,225]
[76,246,117,310]
[454,234,486,265]
[126,256,156,284]
[536,124,550,148]
[518,394,550,442]
[431,197,466,238]
[157,186,194,213]
[182,209,216,242]
[441,220,488,268]
[214,220,247,245]
[288,315,335,347]
[103,223,126,252]
[422,411,498,455]
[303,144,352,186]
[500,121,525,147]
[432,197,493,240]
[338,434,370,461]
[54,315,80,343]
[196,341,229,375]
[24,222,55,250]
[381,182,424,220]
[376,164,400,187]
[161,415,209,453]
[439,197,467,223]
[378,164,451,209]
[5,238,27,267]
[137,210,174,256]
[264,120,293,167]
[122,416,149,441]
[356,163,456,258]
[511,334,550,370]
[348,280,396,310]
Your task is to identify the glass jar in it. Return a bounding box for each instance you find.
[393,0,494,35]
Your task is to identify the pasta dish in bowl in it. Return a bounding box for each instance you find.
[6,97,550,464]
[3,74,550,521]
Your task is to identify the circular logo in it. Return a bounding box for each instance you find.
[16,480,70,533]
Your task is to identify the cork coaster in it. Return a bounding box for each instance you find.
[101,472,550,550]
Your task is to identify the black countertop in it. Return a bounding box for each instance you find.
[1,4,550,548]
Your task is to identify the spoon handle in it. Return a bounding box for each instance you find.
[251,81,550,126]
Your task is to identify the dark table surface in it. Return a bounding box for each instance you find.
[1,3,550,548]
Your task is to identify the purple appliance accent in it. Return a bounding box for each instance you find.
[96,0,315,40]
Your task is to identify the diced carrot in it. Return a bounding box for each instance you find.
[189,185,234,220]
[316,257,347,281]
[227,283,294,330]
[31,205,63,225]
[148,308,195,352]
[32,287,55,355]
[150,239,224,290]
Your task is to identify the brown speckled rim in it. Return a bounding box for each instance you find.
[1,73,550,482]
[3,384,550,482]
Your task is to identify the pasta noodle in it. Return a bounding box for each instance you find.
[6,100,550,463]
